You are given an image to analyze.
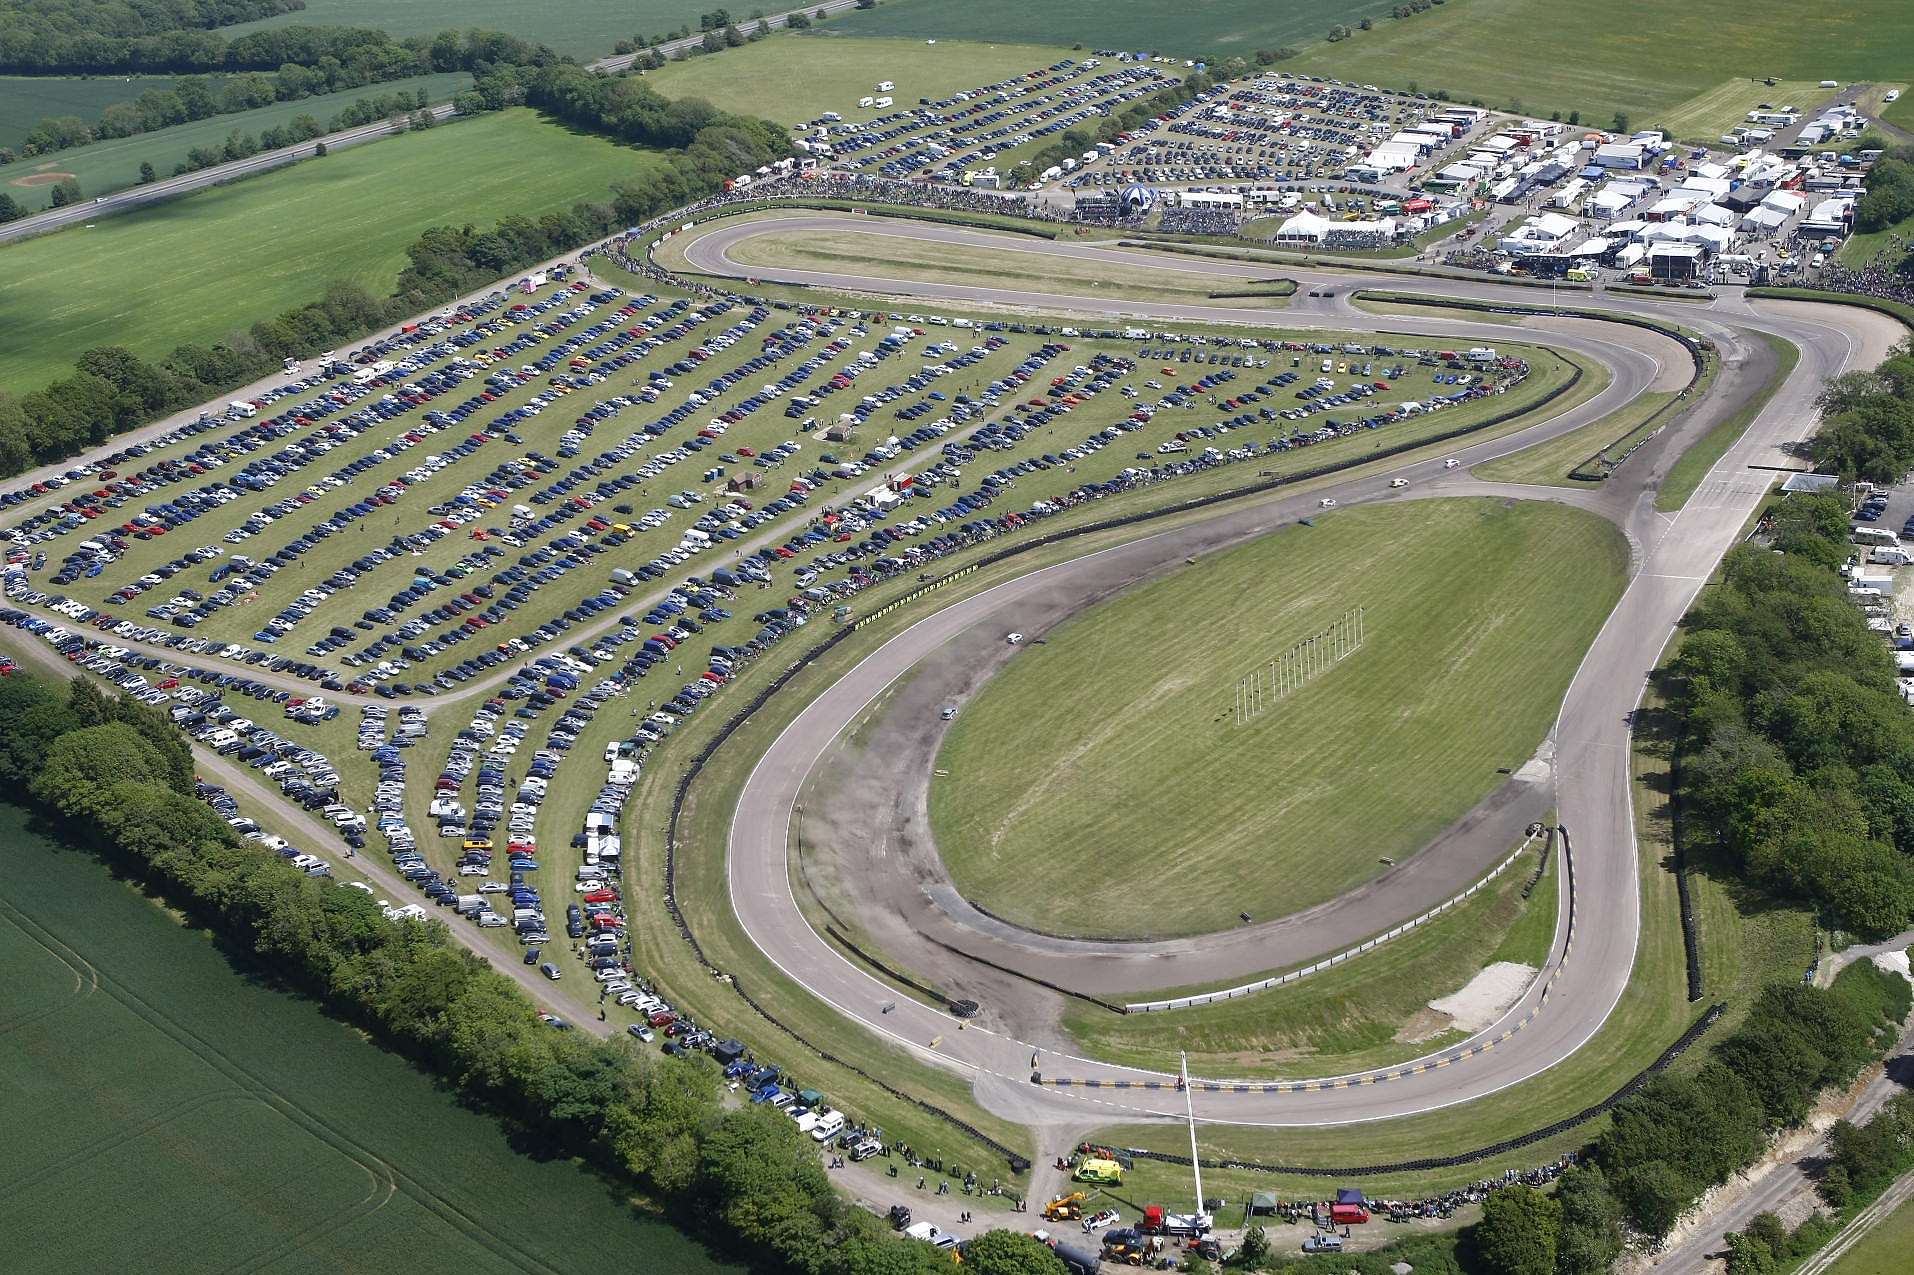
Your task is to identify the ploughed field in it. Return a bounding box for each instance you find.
[930,497,1628,939]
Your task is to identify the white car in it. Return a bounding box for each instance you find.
[1389,478,1409,488]
[1444,457,1460,468]
[1320,497,1337,507]
[1006,632,1024,645]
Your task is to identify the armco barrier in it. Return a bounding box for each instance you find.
[660,624,1028,1169]
[1121,1001,1727,1178]
[1127,828,1547,1012]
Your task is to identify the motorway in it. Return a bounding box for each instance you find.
[670,213,1901,1131]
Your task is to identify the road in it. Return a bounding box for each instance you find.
[0,0,865,247]
[675,214,1891,1132]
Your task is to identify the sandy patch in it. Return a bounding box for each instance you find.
[9,171,76,188]
[1871,949,1911,981]
[1425,961,1536,1032]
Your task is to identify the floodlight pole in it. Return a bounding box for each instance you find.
[1181,1052,1205,1217]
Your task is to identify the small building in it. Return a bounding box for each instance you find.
[1648,242,1703,281]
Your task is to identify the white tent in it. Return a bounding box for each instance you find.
[1588,188,1633,219]
[1740,205,1787,232]
[1692,203,1738,228]
[1272,210,1330,245]
[1761,189,1805,214]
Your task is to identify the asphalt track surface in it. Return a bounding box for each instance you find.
[678,213,1897,1129]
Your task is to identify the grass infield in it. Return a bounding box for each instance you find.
[931,497,1628,939]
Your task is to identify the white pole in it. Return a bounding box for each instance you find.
[1181,1052,1205,1219]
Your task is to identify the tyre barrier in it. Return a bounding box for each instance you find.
[1520,825,1554,899]
[823,923,956,1010]
[660,627,1028,1169]
[1115,1001,1727,1179]
[921,932,1131,1015]
[1669,747,1706,1003]
[1127,828,1547,1012]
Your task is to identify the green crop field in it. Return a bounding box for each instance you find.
[931,497,1628,940]
[1829,1196,1914,1275]
[2,73,472,212]
[642,34,1074,126]
[223,0,720,60]
[826,0,1401,59]
[0,805,738,1275]
[1286,0,1914,130]
[0,75,179,148]
[0,108,655,395]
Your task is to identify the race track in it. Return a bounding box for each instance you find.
[675,211,1895,1126]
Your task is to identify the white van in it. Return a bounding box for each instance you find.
[810,1111,845,1142]
[227,400,258,418]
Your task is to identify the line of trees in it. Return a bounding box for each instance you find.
[0,14,557,78]
[1464,964,1907,1271]
[1854,151,1914,235]
[1808,342,1914,482]
[0,666,1062,1275]
[1,61,455,167]
[0,75,790,479]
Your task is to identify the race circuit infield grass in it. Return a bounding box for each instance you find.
[1,73,473,212]
[1058,846,1560,1079]
[0,109,655,395]
[1285,0,1914,129]
[1657,79,1839,143]
[0,804,739,1275]
[929,497,1629,940]
[640,34,1078,127]
[822,0,1404,59]
[705,222,1298,310]
[1471,390,1679,487]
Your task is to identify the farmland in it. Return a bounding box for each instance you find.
[1285,0,1914,129]
[1,73,473,212]
[825,0,1402,59]
[1828,1197,1914,1275]
[0,75,178,148]
[641,34,1075,127]
[0,109,653,394]
[930,497,1629,939]
[222,0,722,60]
[0,804,738,1275]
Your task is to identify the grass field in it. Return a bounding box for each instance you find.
[0,75,178,149]
[1,73,472,212]
[0,109,654,395]
[1827,1196,1914,1275]
[1473,390,1679,486]
[1059,850,1559,1078]
[642,34,1074,126]
[1287,0,1914,130]
[1659,80,1838,143]
[707,222,1296,308]
[0,804,737,1275]
[222,0,717,60]
[827,0,1402,58]
[930,498,1629,940]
